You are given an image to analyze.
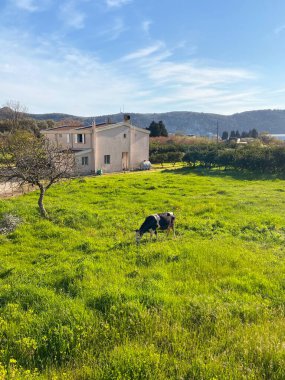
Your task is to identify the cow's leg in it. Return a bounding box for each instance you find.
[166,226,175,238]
[155,229,158,240]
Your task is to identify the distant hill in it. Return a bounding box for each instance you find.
[1,108,285,135]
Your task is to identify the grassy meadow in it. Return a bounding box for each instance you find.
[0,167,285,379]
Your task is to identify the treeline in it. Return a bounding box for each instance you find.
[182,145,285,173]
[146,120,168,137]
[150,136,205,166]
[150,138,285,173]
[0,101,71,135]
[221,129,259,140]
[0,118,55,135]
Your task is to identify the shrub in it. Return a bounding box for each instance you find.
[0,214,21,235]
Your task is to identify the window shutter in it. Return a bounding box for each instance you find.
[74,134,77,144]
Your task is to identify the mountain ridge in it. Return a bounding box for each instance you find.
[1,108,285,135]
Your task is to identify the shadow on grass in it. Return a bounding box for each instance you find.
[113,241,135,249]
[162,166,285,181]
[0,267,14,279]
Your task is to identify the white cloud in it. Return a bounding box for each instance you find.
[121,43,255,86]
[106,0,132,8]
[272,88,285,94]
[11,0,52,12]
[12,0,39,12]
[114,44,265,114]
[121,42,165,61]
[99,18,126,40]
[148,61,255,86]
[274,24,285,35]
[142,20,152,34]
[59,1,86,29]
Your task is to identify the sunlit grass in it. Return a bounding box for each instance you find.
[0,168,285,379]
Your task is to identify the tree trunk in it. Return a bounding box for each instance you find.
[38,186,47,218]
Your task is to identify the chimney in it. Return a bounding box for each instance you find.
[123,114,131,123]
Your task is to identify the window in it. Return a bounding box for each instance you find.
[104,155,111,164]
[123,133,127,138]
[82,157,88,166]
[77,134,85,143]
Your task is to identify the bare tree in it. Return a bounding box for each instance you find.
[2,100,29,133]
[0,131,76,217]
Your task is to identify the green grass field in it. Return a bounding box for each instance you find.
[0,168,285,379]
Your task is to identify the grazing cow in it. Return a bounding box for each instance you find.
[135,212,175,243]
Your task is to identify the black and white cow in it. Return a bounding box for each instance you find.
[135,212,175,243]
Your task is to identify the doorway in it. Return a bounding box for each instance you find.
[122,152,129,170]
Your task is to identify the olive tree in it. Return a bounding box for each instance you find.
[0,131,76,217]
[167,151,184,166]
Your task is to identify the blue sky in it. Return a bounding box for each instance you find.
[1,0,285,115]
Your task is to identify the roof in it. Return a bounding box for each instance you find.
[44,125,75,132]
[44,125,92,132]
[43,121,150,134]
[75,125,93,130]
[73,149,92,156]
[96,122,150,134]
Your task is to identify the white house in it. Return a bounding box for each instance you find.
[42,115,150,174]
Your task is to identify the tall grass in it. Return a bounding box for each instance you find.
[0,168,285,379]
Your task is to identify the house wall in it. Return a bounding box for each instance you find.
[43,130,92,150]
[130,128,149,169]
[72,132,93,150]
[95,125,131,173]
[56,132,71,148]
[75,152,94,174]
